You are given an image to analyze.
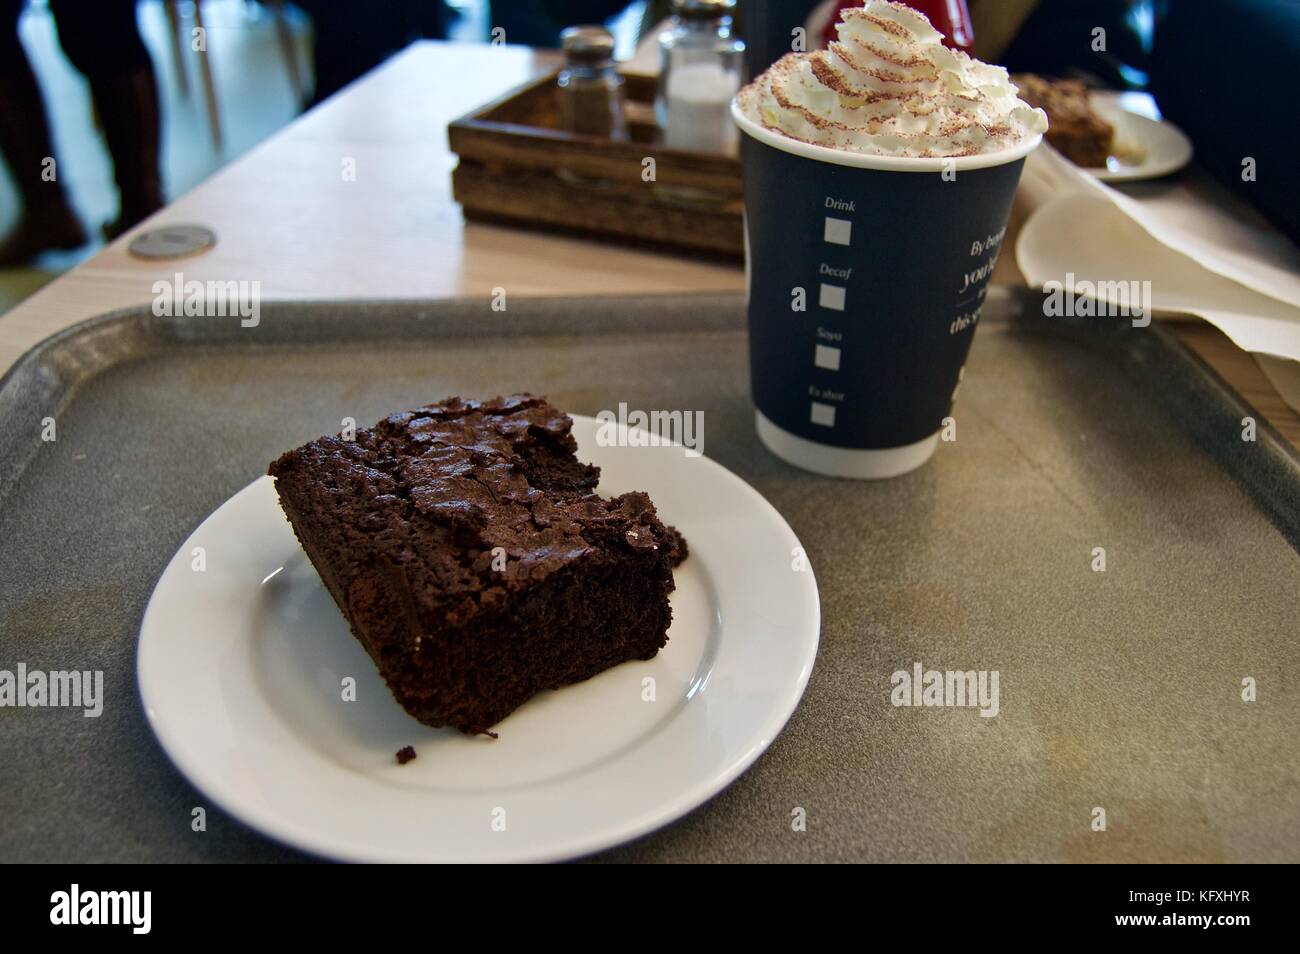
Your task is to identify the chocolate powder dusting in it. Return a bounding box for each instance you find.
[737,1,1048,158]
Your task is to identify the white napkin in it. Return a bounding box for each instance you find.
[1015,118,1300,412]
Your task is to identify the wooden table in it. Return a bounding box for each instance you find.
[1,41,1296,448]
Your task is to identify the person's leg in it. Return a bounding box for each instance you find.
[49,0,163,238]
[0,0,87,266]
[296,0,452,106]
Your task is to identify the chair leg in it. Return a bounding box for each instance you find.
[193,0,222,149]
[268,0,305,108]
[163,0,189,98]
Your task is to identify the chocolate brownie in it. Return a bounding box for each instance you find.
[268,394,685,736]
[1012,74,1114,168]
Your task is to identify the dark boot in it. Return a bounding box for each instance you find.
[88,64,164,240]
[0,62,88,266]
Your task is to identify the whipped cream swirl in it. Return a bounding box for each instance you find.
[737,0,1048,158]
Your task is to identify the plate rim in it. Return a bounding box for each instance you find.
[137,416,821,862]
[1085,96,1194,182]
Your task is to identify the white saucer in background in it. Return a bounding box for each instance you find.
[1087,91,1194,182]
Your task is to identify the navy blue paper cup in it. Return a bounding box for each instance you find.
[733,101,1041,478]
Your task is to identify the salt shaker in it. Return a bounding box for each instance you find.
[556,26,626,139]
[656,0,745,154]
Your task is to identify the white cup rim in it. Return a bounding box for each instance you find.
[730,98,1043,173]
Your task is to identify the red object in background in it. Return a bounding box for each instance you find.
[820,0,975,53]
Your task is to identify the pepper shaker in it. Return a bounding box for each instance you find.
[556,25,626,139]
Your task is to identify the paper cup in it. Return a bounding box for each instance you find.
[733,101,1042,479]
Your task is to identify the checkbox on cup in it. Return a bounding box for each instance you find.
[818,284,846,311]
[823,217,852,246]
[814,344,841,371]
[810,402,837,427]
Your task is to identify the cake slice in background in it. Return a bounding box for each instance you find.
[1012,74,1114,168]
[268,394,685,736]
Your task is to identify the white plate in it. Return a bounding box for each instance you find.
[1086,93,1193,182]
[137,415,820,862]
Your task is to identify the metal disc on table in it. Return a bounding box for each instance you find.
[128,225,217,260]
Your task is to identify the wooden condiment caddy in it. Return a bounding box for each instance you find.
[448,72,743,260]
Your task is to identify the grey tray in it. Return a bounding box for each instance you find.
[1,290,1297,863]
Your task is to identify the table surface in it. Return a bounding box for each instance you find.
[0,41,1296,447]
